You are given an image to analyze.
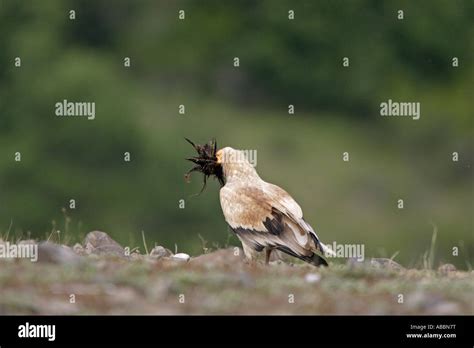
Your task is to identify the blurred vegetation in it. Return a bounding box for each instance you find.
[0,0,473,268]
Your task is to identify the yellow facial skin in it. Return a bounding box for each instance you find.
[216,149,223,164]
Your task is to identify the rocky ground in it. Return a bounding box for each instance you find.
[0,231,473,315]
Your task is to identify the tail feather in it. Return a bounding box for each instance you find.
[320,242,336,257]
[309,233,335,259]
[309,253,328,267]
[276,245,328,267]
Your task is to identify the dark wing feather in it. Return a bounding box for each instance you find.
[220,184,327,266]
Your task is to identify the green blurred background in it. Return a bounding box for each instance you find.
[1,0,473,268]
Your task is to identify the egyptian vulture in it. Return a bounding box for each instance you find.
[186,139,332,266]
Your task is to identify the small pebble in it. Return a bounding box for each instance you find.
[305,273,321,284]
[150,246,173,259]
[438,263,457,275]
[172,253,190,262]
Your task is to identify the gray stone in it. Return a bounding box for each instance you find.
[149,246,173,259]
[38,242,81,264]
[82,231,125,257]
[370,258,405,271]
[72,243,85,255]
[438,263,457,275]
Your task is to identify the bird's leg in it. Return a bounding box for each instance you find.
[241,242,258,267]
[265,248,272,265]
